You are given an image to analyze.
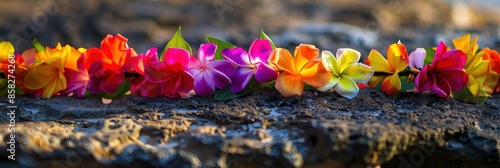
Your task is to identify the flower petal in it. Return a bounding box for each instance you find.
[164,48,190,71]
[199,43,216,65]
[254,63,278,84]
[387,43,409,72]
[275,72,304,97]
[321,50,339,76]
[343,63,375,84]
[208,60,235,79]
[302,62,330,88]
[337,48,361,72]
[100,72,125,94]
[334,76,359,99]
[222,47,251,67]
[294,44,319,72]
[248,39,272,64]
[415,66,434,92]
[317,75,340,92]
[435,70,468,91]
[431,74,452,98]
[434,50,466,71]
[409,48,426,69]
[193,72,215,96]
[381,74,401,95]
[230,67,254,93]
[268,48,296,74]
[366,49,392,73]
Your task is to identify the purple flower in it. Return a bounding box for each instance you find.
[409,48,426,69]
[222,39,278,93]
[187,43,235,96]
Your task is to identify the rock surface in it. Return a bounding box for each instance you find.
[1,88,499,167]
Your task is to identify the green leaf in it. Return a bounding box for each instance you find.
[206,35,235,60]
[32,38,45,52]
[261,81,275,87]
[260,29,276,49]
[452,87,488,104]
[86,82,131,99]
[392,76,415,98]
[214,77,260,100]
[161,27,192,60]
[423,48,435,65]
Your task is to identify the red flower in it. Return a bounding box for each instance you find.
[414,42,468,98]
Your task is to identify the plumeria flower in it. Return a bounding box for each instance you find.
[86,34,142,95]
[131,47,194,98]
[0,41,15,71]
[222,39,277,93]
[317,49,374,99]
[406,48,426,83]
[480,48,500,93]
[268,44,330,97]
[64,51,94,98]
[414,42,468,98]
[187,43,235,96]
[451,34,490,98]
[365,42,409,95]
[24,43,83,98]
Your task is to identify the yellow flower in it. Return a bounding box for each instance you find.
[24,43,83,98]
[452,34,490,97]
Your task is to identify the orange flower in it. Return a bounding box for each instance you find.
[268,44,330,97]
[24,43,83,98]
[480,48,500,93]
[365,42,409,95]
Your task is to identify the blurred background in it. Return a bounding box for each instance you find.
[1,0,499,59]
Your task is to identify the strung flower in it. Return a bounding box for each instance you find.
[318,49,374,99]
[451,34,490,98]
[24,43,83,98]
[268,44,330,97]
[64,50,94,98]
[222,39,277,93]
[0,41,15,71]
[480,48,500,93]
[86,34,142,95]
[131,47,194,98]
[187,43,235,96]
[365,42,409,95]
[406,48,426,83]
[414,42,468,98]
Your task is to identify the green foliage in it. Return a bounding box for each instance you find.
[33,38,45,52]
[393,75,415,98]
[206,35,235,60]
[452,87,488,104]
[260,29,276,49]
[424,48,435,65]
[214,78,260,101]
[161,27,192,60]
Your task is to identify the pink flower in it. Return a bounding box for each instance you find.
[414,42,468,98]
[222,40,278,93]
[187,43,235,96]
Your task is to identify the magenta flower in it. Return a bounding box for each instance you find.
[221,39,278,93]
[187,43,235,96]
[64,55,90,98]
[409,48,426,69]
[414,42,469,98]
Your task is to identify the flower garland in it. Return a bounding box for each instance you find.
[1,28,499,104]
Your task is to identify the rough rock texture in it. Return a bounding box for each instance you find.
[1,88,499,167]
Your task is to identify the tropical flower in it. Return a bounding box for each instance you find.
[187,43,235,96]
[64,50,94,98]
[268,44,330,97]
[480,48,500,93]
[414,42,468,98]
[365,42,409,95]
[222,39,277,93]
[451,34,490,98]
[23,43,83,98]
[409,48,426,70]
[131,47,194,98]
[0,41,15,71]
[318,49,374,99]
[86,34,142,95]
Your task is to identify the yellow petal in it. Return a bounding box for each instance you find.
[322,50,339,76]
[24,69,56,90]
[275,72,304,97]
[367,49,392,73]
[387,43,409,72]
[0,41,14,62]
[343,63,375,84]
[466,75,480,97]
[452,34,471,52]
[334,76,359,99]
[337,48,361,73]
[381,74,401,95]
[317,75,340,92]
[302,61,330,87]
[471,60,490,78]
[368,75,383,88]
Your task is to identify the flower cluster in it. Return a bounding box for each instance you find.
[1,29,499,104]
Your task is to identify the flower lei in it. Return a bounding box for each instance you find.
[1,28,499,104]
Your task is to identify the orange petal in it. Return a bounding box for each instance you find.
[269,48,297,74]
[294,44,319,72]
[381,74,401,95]
[387,43,409,72]
[302,61,330,88]
[275,72,304,97]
